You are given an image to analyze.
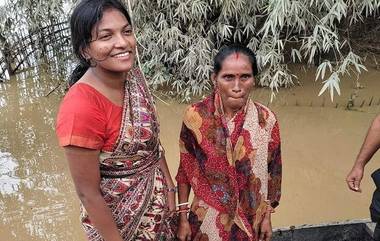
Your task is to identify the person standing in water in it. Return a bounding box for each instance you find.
[347,114,380,240]
[176,45,282,241]
[56,0,175,240]
[346,114,380,192]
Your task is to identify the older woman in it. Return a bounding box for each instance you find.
[176,45,282,241]
[56,0,175,240]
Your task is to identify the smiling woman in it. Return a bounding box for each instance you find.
[55,0,176,240]
[82,8,135,77]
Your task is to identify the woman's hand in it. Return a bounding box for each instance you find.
[177,183,192,240]
[177,219,192,241]
[259,215,272,241]
[158,156,176,214]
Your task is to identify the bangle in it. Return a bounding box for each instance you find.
[177,209,189,214]
[167,187,177,193]
[178,206,190,211]
[176,202,189,207]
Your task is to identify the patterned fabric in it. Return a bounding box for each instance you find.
[176,92,282,241]
[60,68,174,240]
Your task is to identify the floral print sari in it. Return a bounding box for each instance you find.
[176,92,282,241]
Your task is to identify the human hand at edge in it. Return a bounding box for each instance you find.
[259,215,272,241]
[346,164,364,192]
[177,219,192,241]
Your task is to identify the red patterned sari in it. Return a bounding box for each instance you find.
[57,68,174,240]
[176,92,282,241]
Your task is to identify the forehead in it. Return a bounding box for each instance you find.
[219,53,252,74]
[95,8,129,31]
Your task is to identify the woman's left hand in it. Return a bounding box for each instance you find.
[259,215,273,241]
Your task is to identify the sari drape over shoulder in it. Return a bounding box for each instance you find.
[176,92,282,241]
[56,68,174,240]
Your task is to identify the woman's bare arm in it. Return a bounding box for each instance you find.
[158,155,176,212]
[177,183,192,241]
[64,146,123,241]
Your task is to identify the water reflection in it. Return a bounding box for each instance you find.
[0,152,20,195]
[0,65,84,241]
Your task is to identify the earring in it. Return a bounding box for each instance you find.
[86,57,97,67]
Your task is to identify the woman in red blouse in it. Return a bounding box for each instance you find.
[176,45,282,241]
[56,0,175,240]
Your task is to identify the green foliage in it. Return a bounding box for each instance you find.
[131,0,379,101]
[0,0,73,80]
[0,0,379,102]
[0,0,69,40]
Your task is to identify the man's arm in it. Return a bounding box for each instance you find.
[346,114,380,192]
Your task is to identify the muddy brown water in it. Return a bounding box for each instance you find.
[0,65,379,240]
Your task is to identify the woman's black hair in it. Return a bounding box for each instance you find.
[69,0,132,86]
[213,44,258,76]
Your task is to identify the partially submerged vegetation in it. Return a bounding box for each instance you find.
[0,0,379,101]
